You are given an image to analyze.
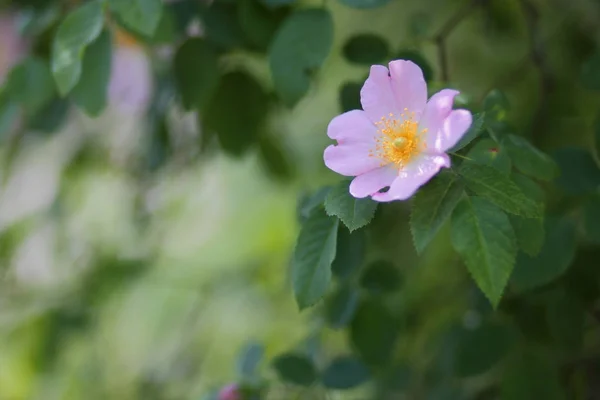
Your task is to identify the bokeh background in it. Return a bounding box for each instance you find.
[1,0,600,399]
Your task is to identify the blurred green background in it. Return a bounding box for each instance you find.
[1,0,600,398]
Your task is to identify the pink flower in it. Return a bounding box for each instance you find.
[324,60,472,202]
[218,384,241,400]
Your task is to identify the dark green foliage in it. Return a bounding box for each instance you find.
[272,354,317,386]
[343,34,389,65]
[204,71,269,156]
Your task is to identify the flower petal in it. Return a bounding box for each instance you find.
[420,89,459,152]
[327,110,377,144]
[324,143,382,176]
[360,65,399,123]
[371,154,450,202]
[438,109,473,151]
[389,60,427,117]
[349,165,397,198]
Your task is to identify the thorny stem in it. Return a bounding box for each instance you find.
[433,0,486,82]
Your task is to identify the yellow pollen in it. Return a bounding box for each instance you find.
[369,108,428,168]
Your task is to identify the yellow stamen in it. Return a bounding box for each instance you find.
[369,108,428,168]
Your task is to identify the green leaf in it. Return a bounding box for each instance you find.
[508,174,545,256]
[466,138,511,174]
[174,38,220,111]
[580,50,600,91]
[236,342,264,380]
[482,89,509,121]
[410,171,465,253]
[109,0,163,36]
[447,113,485,153]
[326,285,359,329]
[546,288,584,352]
[204,71,268,156]
[28,97,70,134]
[269,9,333,106]
[51,0,104,95]
[322,356,370,389]
[238,0,287,51]
[359,260,401,294]
[292,207,339,310]
[331,226,365,280]
[258,133,296,182]
[451,196,517,307]
[350,298,397,366]
[325,180,378,232]
[459,162,542,218]
[394,50,434,82]
[553,147,600,195]
[339,0,391,9]
[342,34,389,65]
[201,3,246,51]
[501,349,566,400]
[455,321,515,377]
[504,134,558,181]
[272,354,317,386]
[339,81,362,112]
[298,187,331,221]
[511,216,577,293]
[6,57,55,114]
[583,195,600,243]
[70,30,111,116]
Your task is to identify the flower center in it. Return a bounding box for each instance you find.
[370,109,428,168]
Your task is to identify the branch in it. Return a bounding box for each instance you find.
[433,0,486,82]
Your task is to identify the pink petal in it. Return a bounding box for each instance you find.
[327,110,377,144]
[360,65,399,124]
[389,60,427,118]
[324,143,382,176]
[371,154,450,202]
[349,165,398,198]
[439,109,473,151]
[420,89,459,152]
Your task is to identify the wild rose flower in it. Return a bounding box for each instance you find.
[324,60,472,202]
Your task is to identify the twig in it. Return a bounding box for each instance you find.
[433,0,486,82]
